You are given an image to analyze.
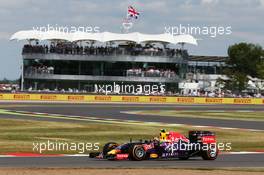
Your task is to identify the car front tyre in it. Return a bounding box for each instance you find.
[129,145,146,161]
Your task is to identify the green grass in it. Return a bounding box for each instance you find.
[132,110,264,122]
[0,118,263,154]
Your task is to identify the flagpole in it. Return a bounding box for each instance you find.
[122,6,132,33]
[122,5,139,33]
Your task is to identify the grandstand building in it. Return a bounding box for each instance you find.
[11,30,227,94]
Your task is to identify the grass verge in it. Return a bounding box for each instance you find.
[0,118,263,154]
[130,110,264,122]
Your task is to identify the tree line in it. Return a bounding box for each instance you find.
[218,43,264,92]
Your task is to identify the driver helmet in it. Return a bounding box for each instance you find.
[159,129,169,141]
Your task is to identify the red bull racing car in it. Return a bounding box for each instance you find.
[90,129,218,161]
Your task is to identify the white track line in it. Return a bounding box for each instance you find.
[221,152,264,155]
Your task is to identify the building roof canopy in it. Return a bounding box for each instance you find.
[10,30,198,45]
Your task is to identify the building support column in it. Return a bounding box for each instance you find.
[78,61,81,75]
[21,60,24,91]
[100,62,104,76]
[78,81,81,90]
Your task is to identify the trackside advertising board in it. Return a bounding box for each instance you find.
[0,93,263,105]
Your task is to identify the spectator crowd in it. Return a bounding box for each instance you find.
[25,66,54,75]
[22,44,188,58]
[126,68,177,78]
[177,89,264,98]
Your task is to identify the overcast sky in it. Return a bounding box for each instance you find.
[0,0,264,79]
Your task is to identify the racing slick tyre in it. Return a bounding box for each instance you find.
[102,142,119,156]
[89,152,100,158]
[201,148,218,160]
[129,145,146,161]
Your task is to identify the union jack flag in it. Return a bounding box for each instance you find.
[127,6,140,19]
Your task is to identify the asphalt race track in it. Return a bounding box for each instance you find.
[0,154,264,168]
[0,102,263,168]
[0,103,263,130]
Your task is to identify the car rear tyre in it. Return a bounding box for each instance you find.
[201,148,218,160]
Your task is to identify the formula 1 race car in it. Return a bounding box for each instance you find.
[89,129,218,161]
